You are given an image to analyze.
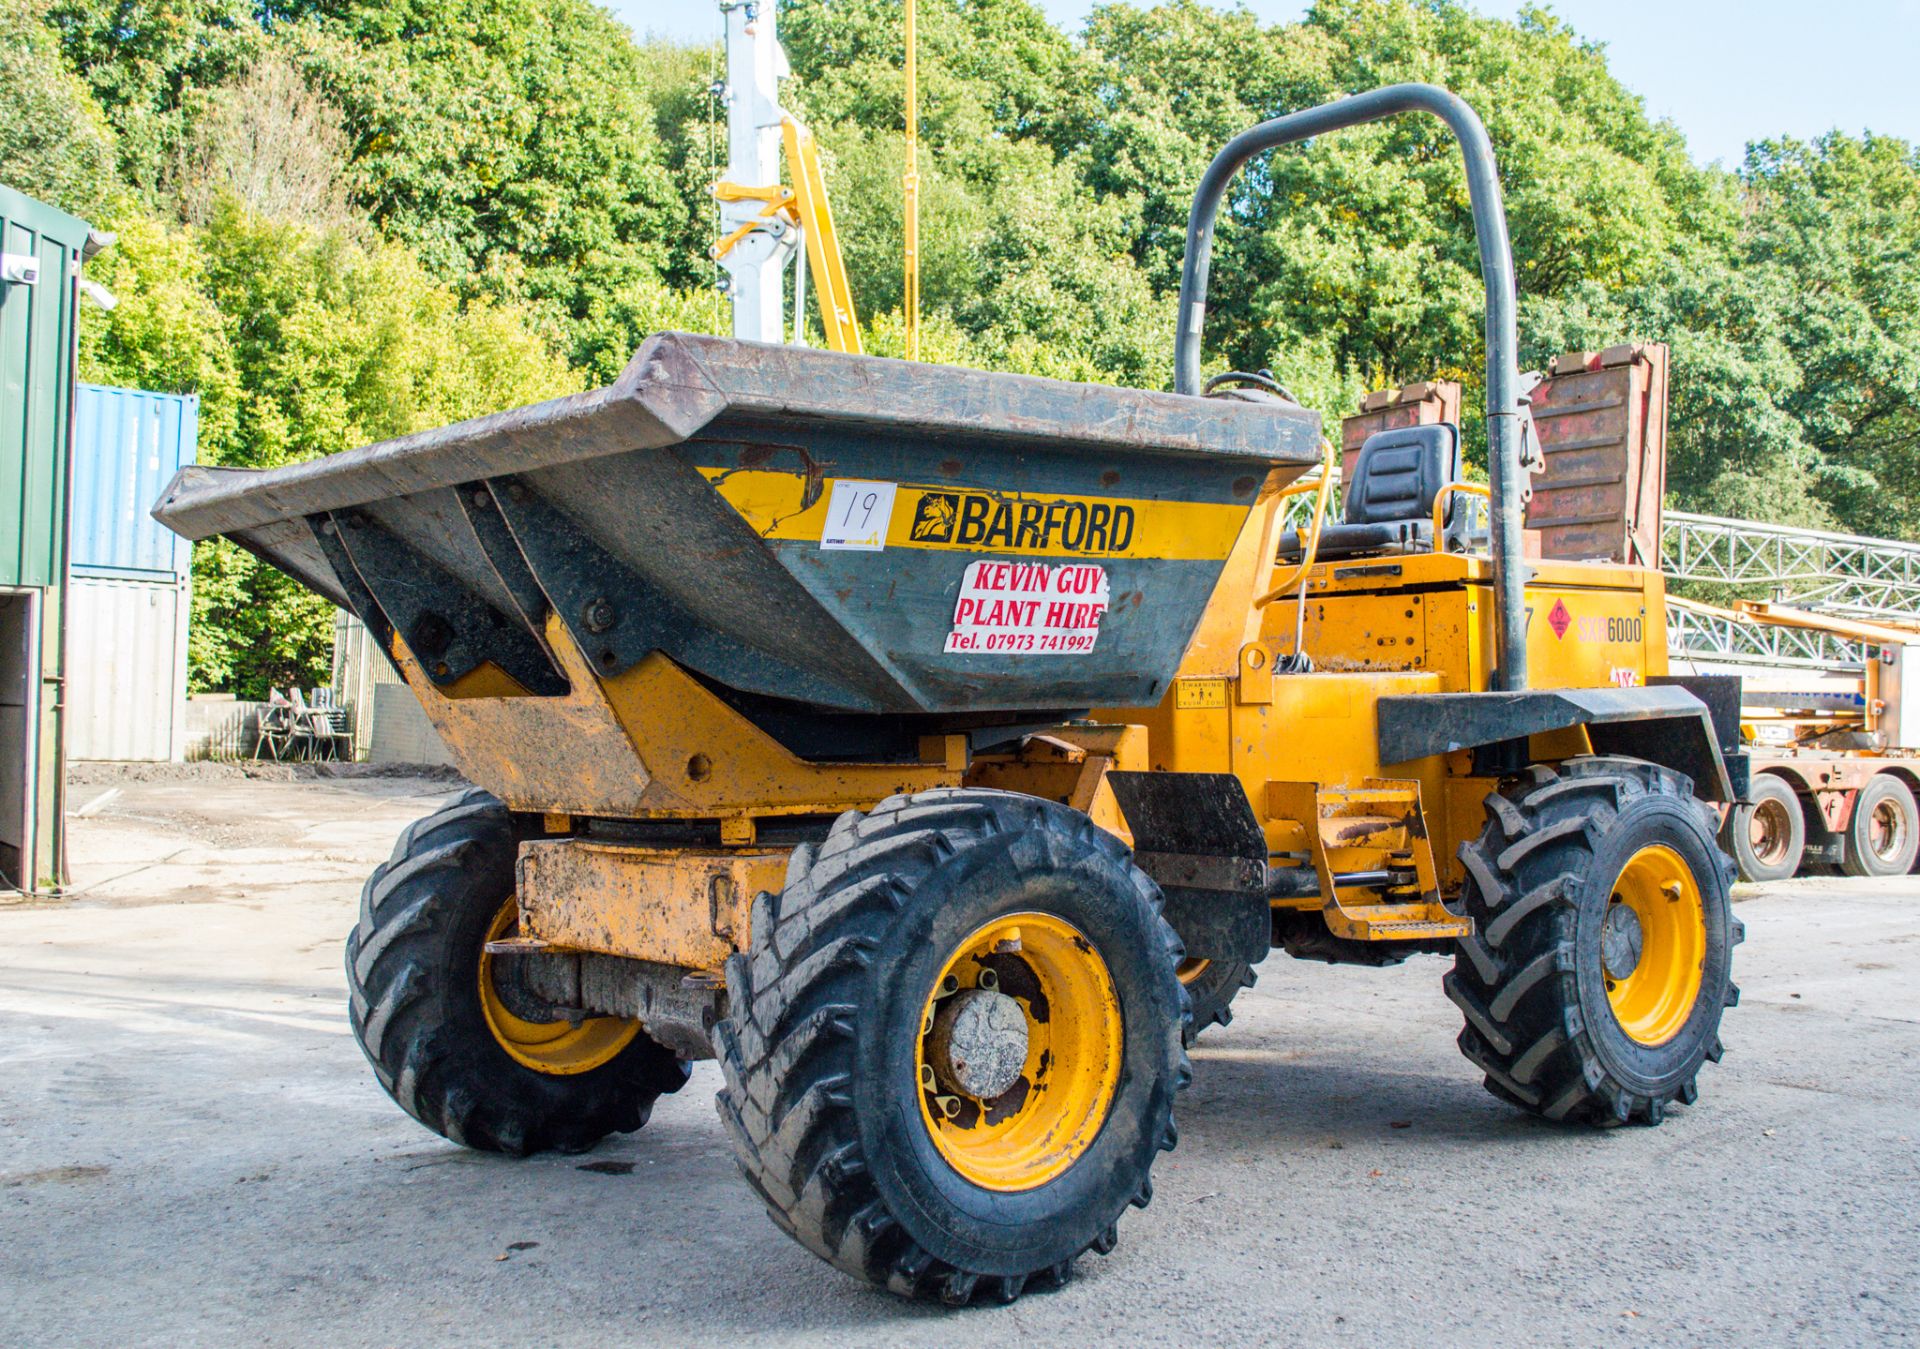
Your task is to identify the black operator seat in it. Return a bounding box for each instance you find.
[1278,422,1467,561]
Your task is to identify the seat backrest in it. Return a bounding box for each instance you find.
[1344,424,1461,526]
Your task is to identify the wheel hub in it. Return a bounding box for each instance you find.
[1871,799,1905,859]
[1601,901,1644,980]
[478,899,641,1074]
[914,912,1122,1192]
[928,988,1029,1100]
[1751,798,1790,863]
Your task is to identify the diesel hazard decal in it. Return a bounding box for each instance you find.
[1547,597,1572,639]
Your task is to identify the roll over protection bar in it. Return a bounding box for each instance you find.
[1174,83,1530,692]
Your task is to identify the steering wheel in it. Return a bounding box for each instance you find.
[1203,369,1299,404]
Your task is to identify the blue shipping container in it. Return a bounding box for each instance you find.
[71,384,199,579]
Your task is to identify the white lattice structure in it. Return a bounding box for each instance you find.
[1663,602,1874,673]
[1662,511,1920,621]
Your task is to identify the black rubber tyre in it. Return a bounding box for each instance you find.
[1177,959,1256,1046]
[1840,773,1920,877]
[715,788,1190,1305]
[345,788,689,1155]
[1724,772,1807,883]
[1446,758,1743,1127]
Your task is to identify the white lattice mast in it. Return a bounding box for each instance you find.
[717,1,795,343]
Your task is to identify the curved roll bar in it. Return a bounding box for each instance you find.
[1174,83,1529,693]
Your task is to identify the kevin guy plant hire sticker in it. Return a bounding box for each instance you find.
[946,560,1111,655]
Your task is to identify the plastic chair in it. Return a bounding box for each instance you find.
[287,688,319,761]
[255,691,295,761]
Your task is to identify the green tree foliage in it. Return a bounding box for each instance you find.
[1525,132,1920,533]
[43,0,264,197]
[0,0,119,215]
[77,198,580,698]
[283,0,685,379]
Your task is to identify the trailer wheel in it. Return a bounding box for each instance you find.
[1176,958,1256,1046]
[1446,758,1742,1127]
[345,789,689,1155]
[1724,773,1806,882]
[715,788,1189,1305]
[1841,774,1920,877]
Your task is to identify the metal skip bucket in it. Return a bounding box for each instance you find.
[154,333,1322,721]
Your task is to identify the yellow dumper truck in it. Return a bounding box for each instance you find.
[156,86,1741,1304]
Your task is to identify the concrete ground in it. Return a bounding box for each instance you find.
[3,771,1916,1347]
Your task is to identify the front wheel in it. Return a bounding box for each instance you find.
[345,789,689,1154]
[715,789,1189,1304]
[1445,758,1742,1127]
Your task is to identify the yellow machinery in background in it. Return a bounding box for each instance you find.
[711,116,862,354]
[155,83,1744,1306]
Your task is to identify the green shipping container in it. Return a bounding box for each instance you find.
[0,184,92,892]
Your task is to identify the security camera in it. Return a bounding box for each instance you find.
[1,252,39,286]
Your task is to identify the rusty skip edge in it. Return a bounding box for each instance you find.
[151,332,1324,544]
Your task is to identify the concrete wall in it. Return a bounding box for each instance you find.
[367,682,454,767]
[183,696,265,761]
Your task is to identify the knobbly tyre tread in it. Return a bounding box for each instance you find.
[344,789,688,1156]
[715,788,1191,1305]
[1181,960,1257,1046]
[1445,757,1743,1127]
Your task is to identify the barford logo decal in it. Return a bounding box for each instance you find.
[907,490,1135,555]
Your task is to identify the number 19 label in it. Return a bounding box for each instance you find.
[819,480,898,551]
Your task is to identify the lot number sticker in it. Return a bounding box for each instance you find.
[820,480,898,551]
[945,560,1111,655]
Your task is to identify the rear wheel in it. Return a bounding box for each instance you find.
[715,788,1189,1304]
[1446,758,1742,1126]
[1724,773,1806,882]
[1840,774,1919,877]
[1175,957,1256,1046]
[345,789,689,1154]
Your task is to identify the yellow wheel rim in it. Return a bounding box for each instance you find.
[914,912,1123,1192]
[478,901,642,1075]
[1603,845,1707,1046]
[1176,958,1210,986]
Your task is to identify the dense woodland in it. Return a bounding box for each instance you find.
[5,0,1918,696]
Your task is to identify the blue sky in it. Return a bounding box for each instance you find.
[620,0,1920,167]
